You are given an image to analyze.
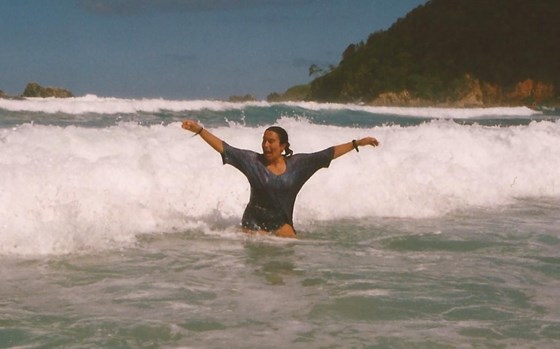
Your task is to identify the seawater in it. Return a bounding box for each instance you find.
[1,96,559,348]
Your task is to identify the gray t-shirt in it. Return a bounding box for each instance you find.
[221,142,334,231]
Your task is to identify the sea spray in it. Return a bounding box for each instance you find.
[295,119,560,220]
[1,115,560,255]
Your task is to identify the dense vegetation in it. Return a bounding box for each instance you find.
[271,0,560,105]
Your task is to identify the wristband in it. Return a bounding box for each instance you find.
[352,139,359,152]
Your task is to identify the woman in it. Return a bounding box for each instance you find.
[182,119,379,238]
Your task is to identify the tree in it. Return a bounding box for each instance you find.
[308,64,323,78]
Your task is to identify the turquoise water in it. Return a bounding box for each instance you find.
[1,99,559,348]
[2,201,559,348]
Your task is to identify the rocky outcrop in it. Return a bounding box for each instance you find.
[370,90,429,107]
[369,76,556,107]
[508,79,555,105]
[21,82,74,98]
[228,94,257,102]
[0,90,24,100]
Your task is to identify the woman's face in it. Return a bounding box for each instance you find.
[262,130,286,162]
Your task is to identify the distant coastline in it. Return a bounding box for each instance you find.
[2,80,557,110]
[267,0,560,108]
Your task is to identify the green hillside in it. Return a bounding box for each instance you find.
[271,0,560,106]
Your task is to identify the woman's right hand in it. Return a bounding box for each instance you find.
[182,119,202,134]
[181,119,224,153]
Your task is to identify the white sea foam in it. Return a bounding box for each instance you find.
[281,101,541,118]
[1,118,559,255]
[0,95,269,115]
[0,95,541,118]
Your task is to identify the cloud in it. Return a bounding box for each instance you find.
[81,0,317,15]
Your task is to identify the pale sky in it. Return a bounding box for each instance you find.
[0,0,426,99]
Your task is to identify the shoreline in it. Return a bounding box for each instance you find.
[2,85,558,111]
[2,93,558,110]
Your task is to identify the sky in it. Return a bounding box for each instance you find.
[1,0,426,100]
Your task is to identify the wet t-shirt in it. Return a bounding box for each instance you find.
[221,142,334,231]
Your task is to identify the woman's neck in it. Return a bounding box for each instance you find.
[266,156,286,175]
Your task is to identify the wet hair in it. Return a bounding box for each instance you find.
[266,126,293,157]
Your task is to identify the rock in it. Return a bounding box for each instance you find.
[480,82,502,105]
[228,94,257,102]
[0,90,24,100]
[370,90,429,106]
[367,75,557,107]
[509,79,554,104]
[453,75,484,107]
[21,82,74,98]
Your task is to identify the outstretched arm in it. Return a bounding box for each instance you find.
[333,137,379,159]
[182,119,224,154]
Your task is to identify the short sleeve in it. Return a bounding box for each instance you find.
[287,146,334,183]
[220,142,258,174]
[313,146,335,169]
[294,146,334,170]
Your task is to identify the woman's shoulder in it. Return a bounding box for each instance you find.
[290,146,334,159]
[288,146,334,166]
[223,142,259,155]
[222,142,260,165]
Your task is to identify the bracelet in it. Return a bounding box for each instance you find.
[195,127,204,136]
[352,139,359,152]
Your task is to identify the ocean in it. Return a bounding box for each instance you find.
[1,96,559,348]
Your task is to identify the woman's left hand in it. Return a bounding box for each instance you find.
[358,137,380,147]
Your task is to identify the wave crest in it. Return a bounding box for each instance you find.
[1,119,559,255]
